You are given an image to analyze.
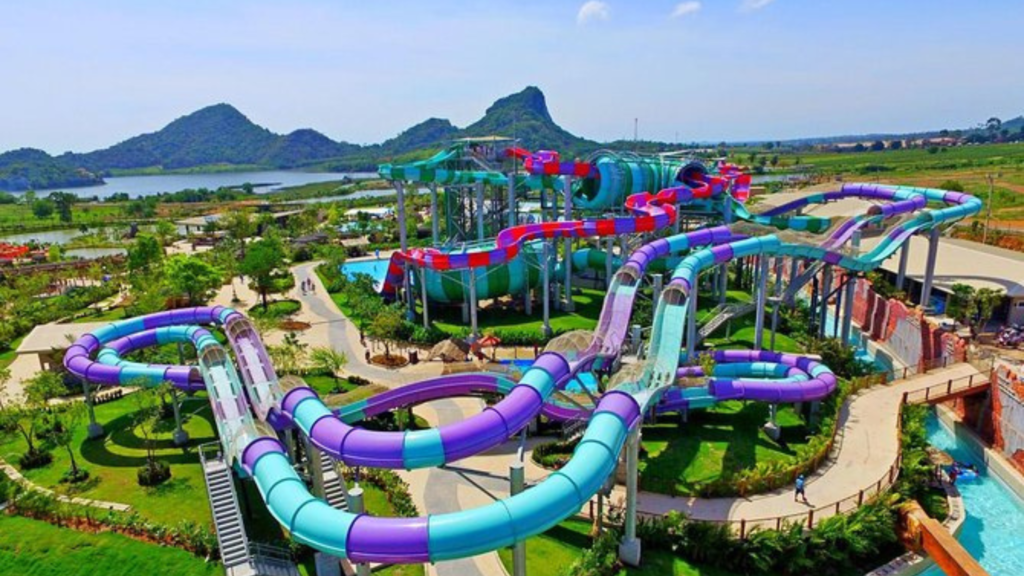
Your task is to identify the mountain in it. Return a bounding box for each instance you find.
[0,148,103,191]
[379,118,459,155]
[260,128,360,168]
[460,86,590,153]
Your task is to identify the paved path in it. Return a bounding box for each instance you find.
[604,363,985,527]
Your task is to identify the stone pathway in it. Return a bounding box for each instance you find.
[0,460,132,512]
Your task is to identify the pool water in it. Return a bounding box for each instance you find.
[498,359,599,394]
[921,413,1024,575]
[340,258,390,289]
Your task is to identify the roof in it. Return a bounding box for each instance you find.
[861,235,1024,298]
[454,136,513,143]
[17,322,107,355]
[175,214,222,227]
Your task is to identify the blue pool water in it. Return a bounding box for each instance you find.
[341,258,390,289]
[921,414,1024,576]
[498,359,599,393]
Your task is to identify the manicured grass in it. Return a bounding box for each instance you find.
[434,287,607,335]
[498,519,594,576]
[248,299,300,319]
[0,393,217,526]
[0,514,221,576]
[639,400,813,496]
[71,306,134,323]
[302,374,358,397]
[0,335,25,369]
[497,519,740,576]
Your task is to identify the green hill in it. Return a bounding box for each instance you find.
[0,148,103,192]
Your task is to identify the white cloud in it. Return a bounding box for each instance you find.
[577,1,610,25]
[671,2,702,18]
[740,0,776,12]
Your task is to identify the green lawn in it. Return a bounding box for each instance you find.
[0,514,220,576]
[498,519,740,576]
[0,335,25,370]
[639,400,814,496]
[302,374,358,397]
[434,287,606,335]
[0,393,217,526]
[71,306,134,323]
[248,299,301,319]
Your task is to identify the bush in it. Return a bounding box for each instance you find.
[347,467,419,518]
[59,468,90,484]
[19,449,53,470]
[137,460,172,486]
[532,438,579,469]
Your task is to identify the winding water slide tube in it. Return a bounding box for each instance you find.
[63,176,979,565]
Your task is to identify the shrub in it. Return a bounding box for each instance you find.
[19,449,53,470]
[137,460,172,486]
[532,438,579,469]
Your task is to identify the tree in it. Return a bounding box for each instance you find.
[221,210,255,256]
[0,367,10,410]
[240,237,287,311]
[986,117,1002,134]
[31,199,54,219]
[45,402,88,482]
[154,220,178,252]
[974,288,1004,332]
[164,254,222,305]
[946,283,976,326]
[889,139,903,150]
[132,382,171,485]
[128,234,164,272]
[870,140,886,151]
[310,347,347,383]
[0,371,64,469]
[366,304,406,360]
[48,192,76,223]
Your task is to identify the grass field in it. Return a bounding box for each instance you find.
[0,515,221,576]
[0,202,129,233]
[71,306,133,323]
[248,299,301,319]
[639,400,813,495]
[497,519,739,576]
[0,393,216,526]
[433,287,607,335]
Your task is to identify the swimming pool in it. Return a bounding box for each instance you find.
[340,258,390,290]
[921,413,1024,576]
[498,359,599,393]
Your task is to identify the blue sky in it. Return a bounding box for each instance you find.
[2,0,1023,153]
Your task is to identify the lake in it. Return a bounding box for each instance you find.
[23,170,376,200]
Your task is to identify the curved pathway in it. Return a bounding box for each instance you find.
[607,362,985,528]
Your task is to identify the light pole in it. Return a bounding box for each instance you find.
[983,172,1001,245]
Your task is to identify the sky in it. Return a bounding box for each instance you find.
[2,0,1023,153]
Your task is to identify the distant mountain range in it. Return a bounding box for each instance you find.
[0,86,1020,191]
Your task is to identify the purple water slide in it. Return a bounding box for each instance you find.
[707,350,837,403]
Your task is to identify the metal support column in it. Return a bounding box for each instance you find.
[468,267,479,338]
[686,288,698,360]
[83,379,103,439]
[754,256,769,350]
[818,266,833,339]
[542,241,552,337]
[420,267,429,328]
[605,237,615,289]
[840,232,861,344]
[895,239,909,291]
[172,342,189,445]
[348,486,370,576]
[652,274,663,311]
[507,172,517,229]
[920,227,940,311]
[475,180,485,241]
[618,429,642,566]
[563,174,574,312]
[429,182,439,245]
[510,461,526,576]
[770,257,783,351]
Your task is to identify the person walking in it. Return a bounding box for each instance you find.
[795,474,809,503]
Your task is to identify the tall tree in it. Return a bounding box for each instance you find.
[164,254,222,305]
[366,304,406,360]
[221,210,255,257]
[153,220,178,253]
[45,402,88,481]
[48,192,76,223]
[128,234,164,272]
[240,237,287,311]
[310,347,347,383]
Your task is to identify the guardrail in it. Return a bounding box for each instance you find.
[591,365,990,538]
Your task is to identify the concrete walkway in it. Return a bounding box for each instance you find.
[607,362,985,528]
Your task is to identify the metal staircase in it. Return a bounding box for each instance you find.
[697,302,757,342]
[199,443,254,576]
[317,450,349,512]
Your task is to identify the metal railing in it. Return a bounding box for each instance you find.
[591,364,991,538]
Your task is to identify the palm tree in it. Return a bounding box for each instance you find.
[310,347,348,383]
